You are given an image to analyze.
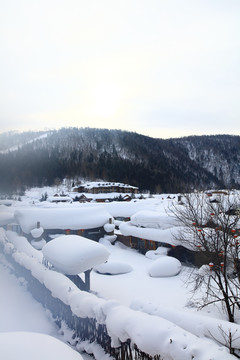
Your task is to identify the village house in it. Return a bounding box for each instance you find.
[47,195,72,203]
[73,181,138,194]
[14,206,113,242]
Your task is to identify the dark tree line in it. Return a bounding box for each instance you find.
[0,128,238,195]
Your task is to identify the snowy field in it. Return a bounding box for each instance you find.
[1,186,240,359]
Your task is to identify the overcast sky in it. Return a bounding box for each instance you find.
[0,0,240,139]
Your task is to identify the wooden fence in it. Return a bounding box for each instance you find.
[0,243,162,360]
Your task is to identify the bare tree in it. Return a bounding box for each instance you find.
[54,177,62,193]
[170,191,240,323]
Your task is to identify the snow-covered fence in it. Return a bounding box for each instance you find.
[0,229,161,359]
[0,228,236,360]
[0,257,159,360]
[131,300,240,352]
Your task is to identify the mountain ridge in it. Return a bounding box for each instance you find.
[0,127,239,194]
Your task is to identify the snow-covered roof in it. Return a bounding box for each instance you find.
[47,196,72,202]
[119,222,191,248]
[14,206,113,234]
[42,235,110,275]
[81,181,138,189]
[0,210,15,226]
[0,200,13,206]
[131,210,180,229]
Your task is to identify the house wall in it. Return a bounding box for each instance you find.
[74,184,138,194]
[23,226,105,243]
[117,234,214,267]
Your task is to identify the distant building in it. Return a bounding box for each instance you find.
[73,182,138,194]
[48,195,72,203]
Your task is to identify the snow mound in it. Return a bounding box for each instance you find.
[31,239,46,250]
[30,227,44,238]
[148,256,181,277]
[198,264,211,276]
[145,247,169,259]
[42,235,110,275]
[100,234,117,244]
[131,210,180,229]
[104,223,115,233]
[0,332,83,360]
[94,261,133,275]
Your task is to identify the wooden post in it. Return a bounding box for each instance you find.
[85,270,91,292]
[67,270,91,292]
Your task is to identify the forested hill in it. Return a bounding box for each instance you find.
[0,128,239,194]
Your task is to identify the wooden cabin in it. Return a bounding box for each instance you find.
[14,207,113,243]
[73,182,138,194]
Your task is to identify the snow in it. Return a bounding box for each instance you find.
[1,187,240,359]
[31,238,46,250]
[131,210,180,229]
[14,206,113,233]
[145,247,169,259]
[120,221,182,247]
[131,300,240,350]
[101,234,117,243]
[0,132,50,154]
[104,304,233,359]
[0,258,57,334]
[0,239,99,360]
[80,181,138,191]
[0,199,13,206]
[0,332,83,360]
[0,207,15,226]
[48,195,72,202]
[119,220,197,250]
[103,223,115,233]
[148,256,181,277]
[42,235,110,275]
[94,261,133,275]
[6,230,43,262]
[31,226,44,238]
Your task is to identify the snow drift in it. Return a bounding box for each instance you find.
[42,235,110,275]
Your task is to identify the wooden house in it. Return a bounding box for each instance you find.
[14,207,113,243]
[48,195,72,203]
[73,182,138,194]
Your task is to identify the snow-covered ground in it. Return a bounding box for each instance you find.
[0,255,57,334]
[91,239,190,310]
[0,255,90,359]
[1,186,240,359]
